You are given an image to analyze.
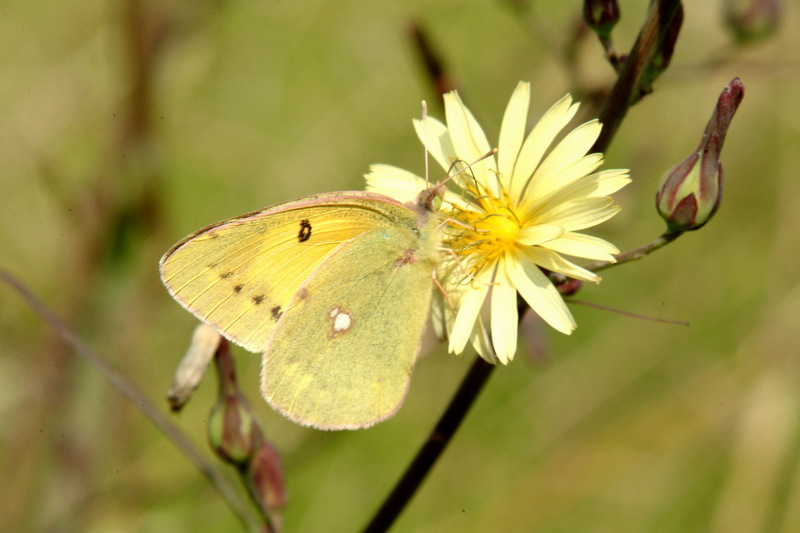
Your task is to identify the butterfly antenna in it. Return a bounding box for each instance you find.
[437,148,497,193]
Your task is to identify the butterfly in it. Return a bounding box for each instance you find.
[160,187,443,430]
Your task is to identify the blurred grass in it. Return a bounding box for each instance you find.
[1,0,799,531]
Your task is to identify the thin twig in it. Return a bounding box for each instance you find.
[0,269,262,533]
[586,231,682,273]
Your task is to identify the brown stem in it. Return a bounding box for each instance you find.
[362,356,495,533]
[592,0,684,153]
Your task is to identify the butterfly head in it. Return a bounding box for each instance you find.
[415,183,445,214]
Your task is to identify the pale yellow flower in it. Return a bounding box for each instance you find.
[366,82,630,364]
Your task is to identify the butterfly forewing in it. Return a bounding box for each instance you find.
[159,192,415,353]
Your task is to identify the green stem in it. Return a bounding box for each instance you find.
[586,231,682,273]
[362,356,495,533]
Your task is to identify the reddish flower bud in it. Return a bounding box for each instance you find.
[583,0,620,39]
[208,392,258,465]
[656,78,744,231]
[207,339,258,465]
[247,442,287,514]
[556,278,583,297]
[205,339,286,526]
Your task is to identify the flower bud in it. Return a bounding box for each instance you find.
[167,323,221,411]
[207,339,258,465]
[724,0,781,44]
[205,340,286,525]
[656,153,722,232]
[208,392,258,465]
[556,277,583,297]
[656,78,744,231]
[247,442,287,514]
[583,0,620,40]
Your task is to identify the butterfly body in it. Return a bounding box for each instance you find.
[160,190,441,429]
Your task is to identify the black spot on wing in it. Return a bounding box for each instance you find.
[298,219,312,242]
[270,306,282,320]
[233,284,244,294]
[252,294,266,305]
[219,271,233,279]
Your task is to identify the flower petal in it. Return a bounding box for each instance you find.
[511,94,579,200]
[469,315,499,364]
[536,153,604,198]
[413,116,455,174]
[517,223,565,246]
[542,232,619,261]
[490,258,519,363]
[586,169,632,197]
[448,279,490,354]
[507,252,576,334]
[364,164,426,202]
[526,247,600,283]
[530,120,602,198]
[527,167,629,214]
[498,82,530,191]
[535,196,620,232]
[444,91,494,187]
[518,155,606,214]
[430,289,448,340]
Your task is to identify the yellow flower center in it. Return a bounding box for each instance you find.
[444,190,522,277]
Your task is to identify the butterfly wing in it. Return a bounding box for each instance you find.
[159,192,417,353]
[263,215,439,429]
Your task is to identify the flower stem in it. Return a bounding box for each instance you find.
[587,230,683,273]
[592,0,684,153]
[362,356,496,533]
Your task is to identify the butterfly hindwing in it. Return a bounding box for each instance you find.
[263,218,437,429]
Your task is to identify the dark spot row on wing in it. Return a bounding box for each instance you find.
[252,294,266,305]
[298,219,312,242]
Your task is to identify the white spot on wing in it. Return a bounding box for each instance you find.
[329,307,353,335]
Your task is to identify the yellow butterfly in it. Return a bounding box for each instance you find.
[160,188,442,430]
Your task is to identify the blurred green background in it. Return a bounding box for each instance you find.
[2,0,799,531]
